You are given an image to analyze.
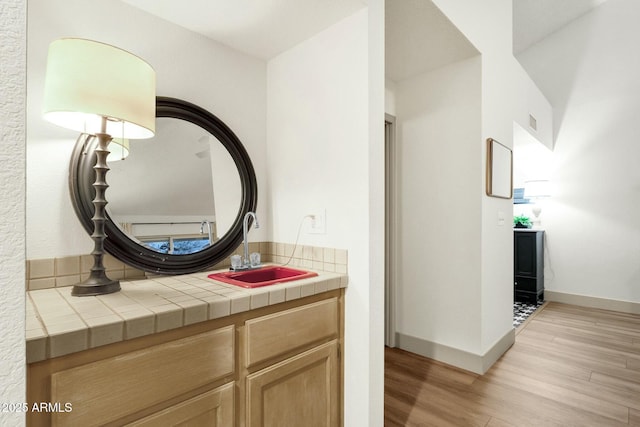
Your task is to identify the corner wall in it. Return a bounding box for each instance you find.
[428,0,553,362]
[0,0,27,424]
[266,7,385,425]
[394,56,483,356]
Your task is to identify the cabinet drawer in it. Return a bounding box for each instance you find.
[515,277,538,293]
[51,326,234,426]
[246,297,338,367]
[127,382,234,427]
[515,290,540,304]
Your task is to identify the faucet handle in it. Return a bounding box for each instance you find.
[250,252,261,267]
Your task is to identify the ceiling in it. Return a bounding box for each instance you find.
[122,0,608,80]
[122,0,367,60]
[513,0,609,54]
[386,0,610,82]
[385,0,478,82]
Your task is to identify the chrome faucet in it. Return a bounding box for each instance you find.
[200,220,213,246]
[243,211,259,267]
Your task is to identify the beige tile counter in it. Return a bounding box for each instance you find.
[26,266,347,363]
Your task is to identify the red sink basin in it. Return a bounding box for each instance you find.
[208,266,318,288]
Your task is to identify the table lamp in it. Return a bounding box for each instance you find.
[43,38,155,296]
[524,179,551,220]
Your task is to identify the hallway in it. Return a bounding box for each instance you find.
[385,302,640,426]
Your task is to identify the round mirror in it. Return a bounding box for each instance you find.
[69,96,258,274]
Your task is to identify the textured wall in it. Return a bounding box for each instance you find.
[0,0,27,425]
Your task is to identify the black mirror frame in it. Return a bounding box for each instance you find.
[69,96,258,274]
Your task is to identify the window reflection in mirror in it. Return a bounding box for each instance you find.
[141,236,211,255]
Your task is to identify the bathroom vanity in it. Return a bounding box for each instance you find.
[26,269,346,426]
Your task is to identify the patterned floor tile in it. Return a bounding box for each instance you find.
[513,300,543,328]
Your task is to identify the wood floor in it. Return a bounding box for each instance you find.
[385,302,640,426]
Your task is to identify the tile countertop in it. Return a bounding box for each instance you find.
[26,266,347,364]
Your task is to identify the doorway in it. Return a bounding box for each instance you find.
[385,114,397,348]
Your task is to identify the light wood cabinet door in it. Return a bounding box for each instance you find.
[126,382,234,427]
[246,340,339,427]
[50,327,234,426]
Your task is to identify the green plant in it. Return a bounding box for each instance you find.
[513,214,532,228]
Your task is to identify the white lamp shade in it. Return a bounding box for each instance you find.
[107,138,129,162]
[43,38,155,139]
[524,179,551,199]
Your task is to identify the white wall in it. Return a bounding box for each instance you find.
[266,13,367,248]
[394,56,483,353]
[266,7,384,425]
[423,0,553,359]
[367,2,386,423]
[0,0,27,425]
[26,0,267,259]
[517,0,640,304]
[385,78,397,116]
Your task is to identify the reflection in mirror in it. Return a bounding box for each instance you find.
[107,117,242,254]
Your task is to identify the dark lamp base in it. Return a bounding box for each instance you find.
[71,125,121,298]
[71,276,121,296]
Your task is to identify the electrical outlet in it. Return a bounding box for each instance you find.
[308,209,326,234]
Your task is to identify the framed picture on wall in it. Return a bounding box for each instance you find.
[486,138,513,199]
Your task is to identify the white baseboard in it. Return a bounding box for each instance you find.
[546,290,640,315]
[395,328,515,375]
